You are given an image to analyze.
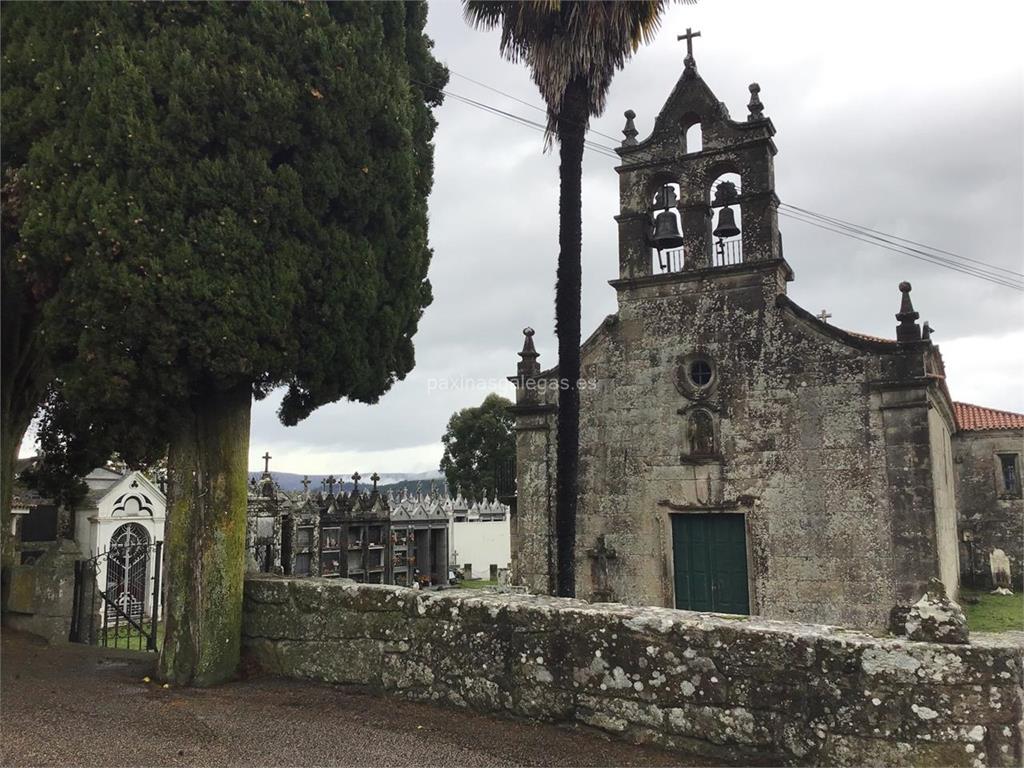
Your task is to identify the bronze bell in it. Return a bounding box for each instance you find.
[713,205,740,239]
[651,210,685,251]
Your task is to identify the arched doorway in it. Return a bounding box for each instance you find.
[106,523,150,619]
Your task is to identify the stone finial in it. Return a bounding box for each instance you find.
[517,327,540,379]
[747,83,764,121]
[370,472,380,493]
[351,471,361,492]
[895,281,922,342]
[621,110,638,147]
[904,578,969,644]
[922,321,934,340]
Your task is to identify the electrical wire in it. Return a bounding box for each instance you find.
[417,76,1021,290]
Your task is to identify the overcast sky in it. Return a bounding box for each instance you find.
[249,1,1021,474]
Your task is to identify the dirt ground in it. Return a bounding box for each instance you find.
[0,631,714,767]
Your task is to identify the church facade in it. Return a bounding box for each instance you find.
[508,49,1019,631]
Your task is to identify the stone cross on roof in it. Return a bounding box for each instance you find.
[351,471,361,492]
[262,452,272,474]
[370,472,380,492]
[301,475,311,493]
[816,309,832,323]
[325,475,336,494]
[677,27,701,68]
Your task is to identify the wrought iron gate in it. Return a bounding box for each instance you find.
[70,538,163,652]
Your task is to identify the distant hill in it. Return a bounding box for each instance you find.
[247,470,443,494]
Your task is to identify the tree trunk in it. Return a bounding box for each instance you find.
[0,291,46,573]
[0,404,34,570]
[158,383,251,686]
[554,78,588,598]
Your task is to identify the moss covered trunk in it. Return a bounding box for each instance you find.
[158,383,251,686]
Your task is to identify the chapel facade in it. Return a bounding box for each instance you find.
[507,45,1013,631]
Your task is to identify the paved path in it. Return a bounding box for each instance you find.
[1,631,709,767]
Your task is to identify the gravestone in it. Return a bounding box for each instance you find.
[990,548,1012,591]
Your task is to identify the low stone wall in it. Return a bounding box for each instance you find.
[242,575,1023,766]
[3,540,79,643]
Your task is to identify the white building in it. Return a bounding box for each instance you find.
[387,488,511,580]
[73,467,166,618]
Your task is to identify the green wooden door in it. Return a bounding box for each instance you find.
[672,514,749,615]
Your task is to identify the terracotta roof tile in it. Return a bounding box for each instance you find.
[953,402,1024,432]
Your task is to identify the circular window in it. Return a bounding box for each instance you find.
[689,359,713,387]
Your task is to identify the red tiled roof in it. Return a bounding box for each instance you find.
[953,402,1024,432]
[845,329,896,344]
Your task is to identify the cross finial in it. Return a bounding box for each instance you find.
[351,471,361,492]
[677,27,701,68]
[301,475,311,493]
[262,452,272,474]
[816,309,832,323]
[325,474,336,495]
[370,472,380,492]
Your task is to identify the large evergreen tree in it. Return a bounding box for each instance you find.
[2,1,446,684]
[440,393,515,501]
[463,1,679,597]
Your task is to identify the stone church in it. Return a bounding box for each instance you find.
[509,45,1023,631]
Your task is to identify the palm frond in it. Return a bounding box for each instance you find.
[462,1,693,143]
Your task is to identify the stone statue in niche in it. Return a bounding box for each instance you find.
[688,409,715,456]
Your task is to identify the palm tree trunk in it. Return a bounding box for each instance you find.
[554,77,588,598]
[158,383,251,686]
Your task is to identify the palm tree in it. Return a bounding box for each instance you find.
[464,1,680,597]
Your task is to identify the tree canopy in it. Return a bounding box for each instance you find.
[4,1,447,453]
[440,393,515,502]
[2,0,447,684]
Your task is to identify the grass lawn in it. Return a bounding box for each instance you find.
[457,579,498,590]
[961,588,1024,633]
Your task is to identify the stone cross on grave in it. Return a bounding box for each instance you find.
[816,309,832,323]
[370,472,380,493]
[351,471,361,492]
[301,475,311,494]
[262,452,272,474]
[325,475,336,495]
[586,534,617,603]
[677,27,701,66]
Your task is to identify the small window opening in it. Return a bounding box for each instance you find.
[685,123,703,154]
[999,454,1021,495]
[689,359,713,387]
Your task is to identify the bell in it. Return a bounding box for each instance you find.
[713,205,740,239]
[651,210,684,251]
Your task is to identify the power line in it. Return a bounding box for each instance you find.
[778,210,1024,291]
[419,76,1020,289]
[442,90,621,158]
[782,203,1024,279]
[449,69,624,145]
[414,80,622,159]
[779,206,1023,286]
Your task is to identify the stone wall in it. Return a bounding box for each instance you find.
[242,575,1023,767]
[2,540,79,643]
[954,430,1024,590]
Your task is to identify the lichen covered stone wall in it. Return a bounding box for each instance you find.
[242,575,1023,767]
